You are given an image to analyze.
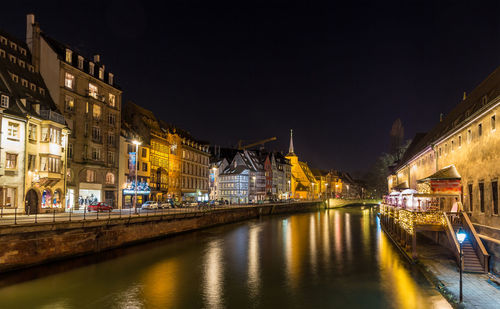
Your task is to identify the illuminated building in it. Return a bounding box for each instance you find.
[27,15,121,209]
[178,131,210,202]
[285,130,318,199]
[0,29,69,214]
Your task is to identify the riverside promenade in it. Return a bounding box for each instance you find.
[416,236,500,308]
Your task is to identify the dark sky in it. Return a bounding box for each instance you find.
[2,1,500,174]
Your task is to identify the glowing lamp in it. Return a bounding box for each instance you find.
[456,229,466,244]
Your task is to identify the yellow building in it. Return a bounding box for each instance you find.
[286,130,318,199]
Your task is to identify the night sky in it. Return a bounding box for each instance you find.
[2,1,500,174]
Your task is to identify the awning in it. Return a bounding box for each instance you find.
[417,165,461,183]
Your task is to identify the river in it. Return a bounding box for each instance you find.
[0,207,450,308]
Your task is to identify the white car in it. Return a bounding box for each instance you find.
[141,201,159,210]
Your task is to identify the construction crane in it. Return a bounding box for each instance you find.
[237,137,277,150]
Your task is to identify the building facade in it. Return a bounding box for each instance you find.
[180,136,210,201]
[27,15,121,209]
[286,130,318,199]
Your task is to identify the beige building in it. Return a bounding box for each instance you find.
[27,15,122,209]
[180,135,210,201]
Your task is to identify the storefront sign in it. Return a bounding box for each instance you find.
[123,189,151,195]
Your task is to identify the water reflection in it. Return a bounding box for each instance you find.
[0,207,451,309]
[203,240,224,309]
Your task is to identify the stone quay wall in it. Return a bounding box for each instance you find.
[0,202,323,273]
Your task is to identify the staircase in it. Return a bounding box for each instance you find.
[444,212,489,274]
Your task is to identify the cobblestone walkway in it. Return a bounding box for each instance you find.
[418,238,500,308]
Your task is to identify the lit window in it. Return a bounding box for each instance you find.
[9,55,16,64]
[7,122,19,138]
[21,79,28,87]
[99,67,104,80]
[78,56,84,69]
[0,94,9,108]
[65,95,74,111]
[108,73,114,85]
[30,83,36,91]
[65,49,72,63]
[88,83,98,99]
[492,115,496,131]
[5,153,17,169]
[65,72,75,89]
[93,104,101,120]
[86,170,96,182]
[28,124,37,140]
[0,187,17,207]
[108,93,116,107]
[28,154,36,171]
[106,172,115,184]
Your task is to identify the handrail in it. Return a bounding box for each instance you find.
[443,212,461,265]
[460,211,489,272]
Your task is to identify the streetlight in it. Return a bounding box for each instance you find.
[456,228,467,304]
[132,140,142,214]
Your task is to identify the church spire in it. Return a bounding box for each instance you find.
[288,129,295,154]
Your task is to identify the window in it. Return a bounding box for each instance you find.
[478,123,482,137]
[492,181,498,215]
[92,127,101,142]
[39,88,45,95]
[86,170,96,182]
[108,113,116,125]
[5,153,17,169]
[9,55,16,64]
[20,48,26,56]
[106,172,115,184]
[65,72,75,89]
[21,79,28,87]
[468,184,474,212]
[86,102,89,114]
[28,154,36,171]
[78,56,84,69]
[19,60,25,68]
[68,143,73,159]
[45,157,61,173]
[84,122,89,137]
[28,124,37,140]
[65,95,74,111]
[108,133,115,146]
[492,115,496,131]
[99,67,104,80]
[83,144,88,159]
[142,162,148,172]
[12,74,18,83]
[89,62,94,75]
[30,83,36,91]
[108,93,116,107]
[65,49,72,63]
[108,151,115,164]
[92,148,101,160]
[41,127,49,142]
[142,148,147,158]
[439,147,442,157]
[458,135,462,147]
[93,104,101,120]
[0,187,17,207]
[467,129,472,142]
[0,94,9,108]
[108,73,114,85]
[479,182,485,213]
[49,127,61,144]
[0,49,4,58]
[88,83,98,99]
[7,122,19,139]
[451,140,454,151]
[10,42,17,50]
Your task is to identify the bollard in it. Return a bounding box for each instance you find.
[53,209,56,223]
[14,208,17,225]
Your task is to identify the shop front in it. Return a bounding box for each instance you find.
[122,181,151,209]
[183,191,209,202]
[79,183,102,208]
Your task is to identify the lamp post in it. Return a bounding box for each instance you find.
[132,140,141,214]
[456,228,467,304]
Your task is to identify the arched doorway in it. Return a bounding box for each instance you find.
[25,189,39,214]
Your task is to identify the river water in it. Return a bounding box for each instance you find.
[0,207,450,309]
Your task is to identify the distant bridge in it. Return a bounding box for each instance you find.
[325,198,381,209]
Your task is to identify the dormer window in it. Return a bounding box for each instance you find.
[9,55,16,64]
[1,94,9,108]
[10,42,17,51]
[108,73,114,85]
[30,83,36,91]
[99,67,104,80]
[78,56,84,69]
[65,49,72,63]
[0,37,6,45]
[20,48,26,56]
[21,79,28,87]
[89,62,94,75]
[28,65,34,72]
[0,49,5,58]
[19,60,25,68]
[12,74,18,83]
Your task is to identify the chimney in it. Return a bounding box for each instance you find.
[26,14,40,71]
[93,54,100,63]
[440,113,444,122]
[463,91,467,100]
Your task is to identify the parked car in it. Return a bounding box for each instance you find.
[159,202,173,209]
[87,202,113,212]
[141,201,159,210]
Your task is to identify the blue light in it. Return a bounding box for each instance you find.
[456,229,467,244]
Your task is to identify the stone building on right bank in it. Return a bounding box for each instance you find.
[388,65,500,272]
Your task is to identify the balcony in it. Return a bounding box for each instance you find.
[40,110,65,125]
[85,90,106,103]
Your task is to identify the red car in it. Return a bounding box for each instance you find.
[87,202,113,212]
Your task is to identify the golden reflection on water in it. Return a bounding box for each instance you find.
[248,224,261,300]
[140,257,180,308]
[203,240,224,309]
[334,211,342,265]
[321,211,331,266]
[309,215,318,277]
[362,208,371,256]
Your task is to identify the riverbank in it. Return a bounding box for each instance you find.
[0,201,323,273]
